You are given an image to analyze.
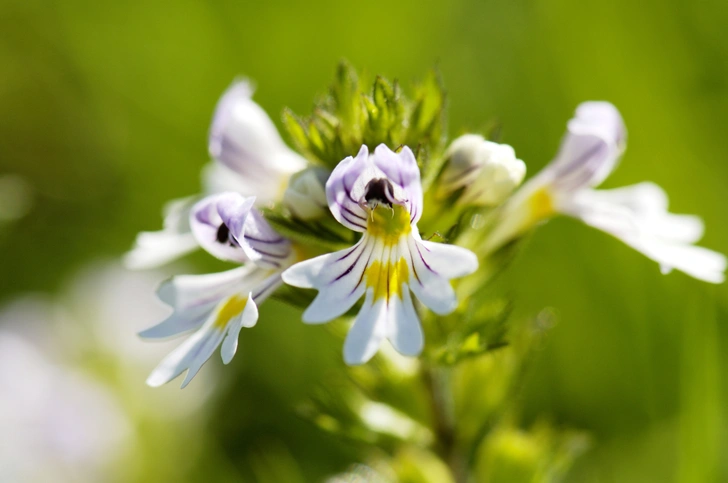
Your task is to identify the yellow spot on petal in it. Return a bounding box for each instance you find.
[365,257,409,302]
[214,294,248,329]
[527,187,555,223]
[367,204,412,246]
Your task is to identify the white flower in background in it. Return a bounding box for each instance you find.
[125,80,307,270]
[282,167,331,220]
[0,301,130,483]
[208,80,307,201]
[485,101,726,283]
[439,134,526,206]
[141,192,295,388]
[282,145,478,364]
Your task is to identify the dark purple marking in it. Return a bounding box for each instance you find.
[414,241,436,274]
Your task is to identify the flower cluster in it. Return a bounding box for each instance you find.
[128,70,726,388]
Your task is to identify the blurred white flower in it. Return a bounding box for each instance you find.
[440,134,526,206]
[485,101,726,283]
[282,167,330,220]
[0,302,130,483]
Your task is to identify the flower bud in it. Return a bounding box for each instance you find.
[440,134,526,207]
[282,167,330,220]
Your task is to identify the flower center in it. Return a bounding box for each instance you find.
[364,178,395,209]
[367,204,412,246]
[365,258,409,302]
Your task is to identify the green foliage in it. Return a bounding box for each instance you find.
[282,61,447,172]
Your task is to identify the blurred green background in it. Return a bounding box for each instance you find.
[1,0,727,481]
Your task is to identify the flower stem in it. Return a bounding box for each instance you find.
[423,364,468,483]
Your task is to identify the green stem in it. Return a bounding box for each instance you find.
[423,364,468,483]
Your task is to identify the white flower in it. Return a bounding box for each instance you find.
[440,134,526,206]
[125,80,307,270]
[282,167,330,220]
[141,192,295,388]
[486,101,726,283]
[208,80,307,202]
[282,145,478,364]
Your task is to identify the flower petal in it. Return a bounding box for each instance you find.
[139,266,254,339]
[326,145,371,232]
[405,237,457,315]
[146,320,226,388]
[190,193,255,263]
[405,234,477,315]
[146,290,261,388]
[281,237,375,323]
[567,188,726,283]
[371,145,423,223]
[386,288,423,357]
[220,293,259,364]
[573,182,704,244]
[124,197,199,270]
[238,209,292,269]
[343,290,389,365]
[548,101,626,191]
[415,235,479,280]
[208,80,306,187]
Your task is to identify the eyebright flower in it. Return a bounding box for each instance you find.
[125,80,306,270]
[485,101,726,283]
[282,144,478,364]
[140,192,295,387]
[439,134,526,206]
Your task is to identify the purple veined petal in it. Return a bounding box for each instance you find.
[404,235,459,315]
[412,231,479,280]
[371,145,424,223]
[238,209,292,268]
[326,144,426,230]
[124,197,200,270]
[341,238,422,364]
[326,145,370,232]
[569,102,627,149]
[281,236,377,323]
[547,101,626,192]
[208,80,306,184]
[190,192,255,263]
